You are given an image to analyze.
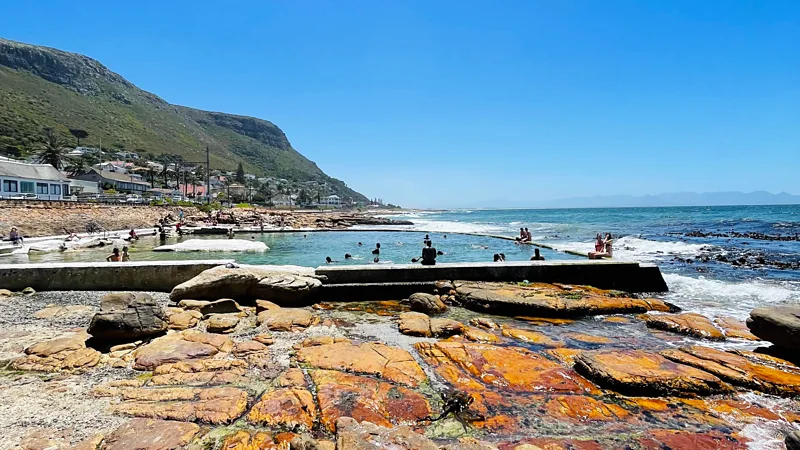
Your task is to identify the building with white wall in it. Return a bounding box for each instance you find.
[0,160,72,200]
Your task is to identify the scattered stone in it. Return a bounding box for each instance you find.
[277,368,307,387]
[257,308,317,331]
[205,314,240,333]
[12,331,101,372]
[109,342,140,352]
[661,345,800,397]
[112,386,248,424]
[409,292,448,314]
[21,286,36,295]
[515,317,575,326]
[102,418,200,450]
[220,430,276,450]
[463,326,500,343]
[170,265,321,303]
[256,299,281,313]
[747,305,800,349]
[233,340,269,357]
[88,293,167,342]
[501,327,564,348]
[335,417,439,450]
[92,379,146,397]
[574,349,732,396]
[713,316,759,341]
[132,330,232,370]
[0,288,12,297]
[253,333,274,345]
[643,313,725,340]
[248,387,317,429]
[297,341,427,387]
[313,370,431,432]
[165,307,202,330]
[398,312,465,337]
[298,336,351,348]
[470,317,499,329]
[602,316,631,324]
[564,333,613,345]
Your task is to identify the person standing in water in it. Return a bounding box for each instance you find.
[106,248,121,262]
[372,243,381,255]
[421,240,437,266]
[530,248,545,260]
[121,246,131,262]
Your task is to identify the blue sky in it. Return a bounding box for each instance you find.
[3,1,799,208]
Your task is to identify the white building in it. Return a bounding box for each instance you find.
[319,194,342,208]
[272,194,297,207]
[0,160,72,200]
[145,161,164,172]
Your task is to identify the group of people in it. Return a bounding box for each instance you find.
[326,234,444,265]
[589,233,614,259]
[106,246,131,262]
[516,227,532,243]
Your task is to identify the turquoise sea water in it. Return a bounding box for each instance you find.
[9,204,800,318]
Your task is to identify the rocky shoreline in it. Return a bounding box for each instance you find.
[1,271,799,450]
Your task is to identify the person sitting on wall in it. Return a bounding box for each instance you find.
[421,240,437,266]
[589,233,614,259]
[9,227,23,245]
[530,248,545,260]
[129,228,139,240]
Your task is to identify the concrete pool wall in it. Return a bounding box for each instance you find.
[0,259,668,294]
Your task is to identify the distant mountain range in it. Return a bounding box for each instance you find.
[0,37,368,202]
[468,191,800,209]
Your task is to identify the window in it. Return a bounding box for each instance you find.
[50,184,62,196]
[20,182,34,193]
[2,180,18,192]
[36,183,48,194]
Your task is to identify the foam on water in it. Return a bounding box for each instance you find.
[663,273,800,320]
[549,236,711,261]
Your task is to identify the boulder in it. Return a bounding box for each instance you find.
[454,281,675,317]
[470,317,499,329]
[248,387,317,429]
[88,293,167,342]
[463,326,500,343]
[257,308,317,331]
[0,288,12,297]
[179,298,241,315]
[747,305,800,349]
[111,386,248,424]
[256,299,281,313]
[297,341,427,387]
[398,312,464,338]
[643,313,724,340]
[574,349,732,396]
[253,333,274,345]
[787,431,800,450]
[102,419,200,450]
[408,292,448,314]
[661,345,800,397]
[132,331,232,370]
[312,370,431,432]
[205,314,240,333]
[170,264,321,304]
[335,417,439,450]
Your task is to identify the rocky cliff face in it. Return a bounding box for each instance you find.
[0,38,368,202]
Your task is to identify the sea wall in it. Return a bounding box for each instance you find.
[0,259,668,294]
[0,260,231,292]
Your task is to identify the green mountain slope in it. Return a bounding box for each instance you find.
[0,37,367,202]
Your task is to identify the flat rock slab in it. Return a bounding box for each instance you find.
[150,359,248,386]
[454,281,674,317]
[643,313,725,340]
[154,238,268,252]
[132,330,232,370]
[257,308,318,331]
[574,349,732,397]
[661,345,800,397]
[336,417,439,450]
[416,341,595,394]
[247,387,317,430]
[165,307,202,330]
[102,419,200,450]
[296,341,427,387]
[312,369,431,432]
[398,312,465,338]
[170,264,320,303]
[501,327,564,348]
[112,386,248,424]
[713,317,759,341]
[747,305,800,349]
[12,331,101,372]
[205,314,240,333]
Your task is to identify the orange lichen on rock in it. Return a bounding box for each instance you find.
[714,317,760,341]
[500,327,564,348]
[247,388,317,430]
[643,313,725,340]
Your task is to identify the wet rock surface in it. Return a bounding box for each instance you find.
[3,282,800,449]
[643,312,725,340]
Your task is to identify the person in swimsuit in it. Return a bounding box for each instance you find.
[106,248,121,262]
[530,248,545,260]
[589,233,614,259]
[121,246,131,262]
[523,228,532,242]
[594,234,604,252]
[421,240,437,266]
[372,243,381,255]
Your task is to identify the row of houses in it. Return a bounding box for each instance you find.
[0,159,344,207]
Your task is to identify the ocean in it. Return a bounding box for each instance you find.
[382,205,800,320]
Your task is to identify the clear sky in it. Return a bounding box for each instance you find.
[3,1,799,208]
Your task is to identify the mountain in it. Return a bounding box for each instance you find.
[539,191,800,208]
[0,37,368,202]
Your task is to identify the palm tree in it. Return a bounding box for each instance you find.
[66,156,88,176]
[38,128,70,169]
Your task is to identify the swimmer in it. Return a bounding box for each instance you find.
[121,246,131,262]
[325,256,338,264]
[436,250,444,256]
[106,248,121,262]
[344,253,352,259]
[493,253,503,262]
[530,248,545,261]
[373,257,380,263]
[372,243,381,255]
[358,242,363,246]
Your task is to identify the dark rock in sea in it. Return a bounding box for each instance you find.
[88,292,167,342]
[787,430,800,450]
[747,306,800,350]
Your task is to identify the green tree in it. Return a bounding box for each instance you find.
[37,128,70,169]
[235,162,245,183]
[298,188,310,205]
[69,129,89,146]
[66,154,91,176]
